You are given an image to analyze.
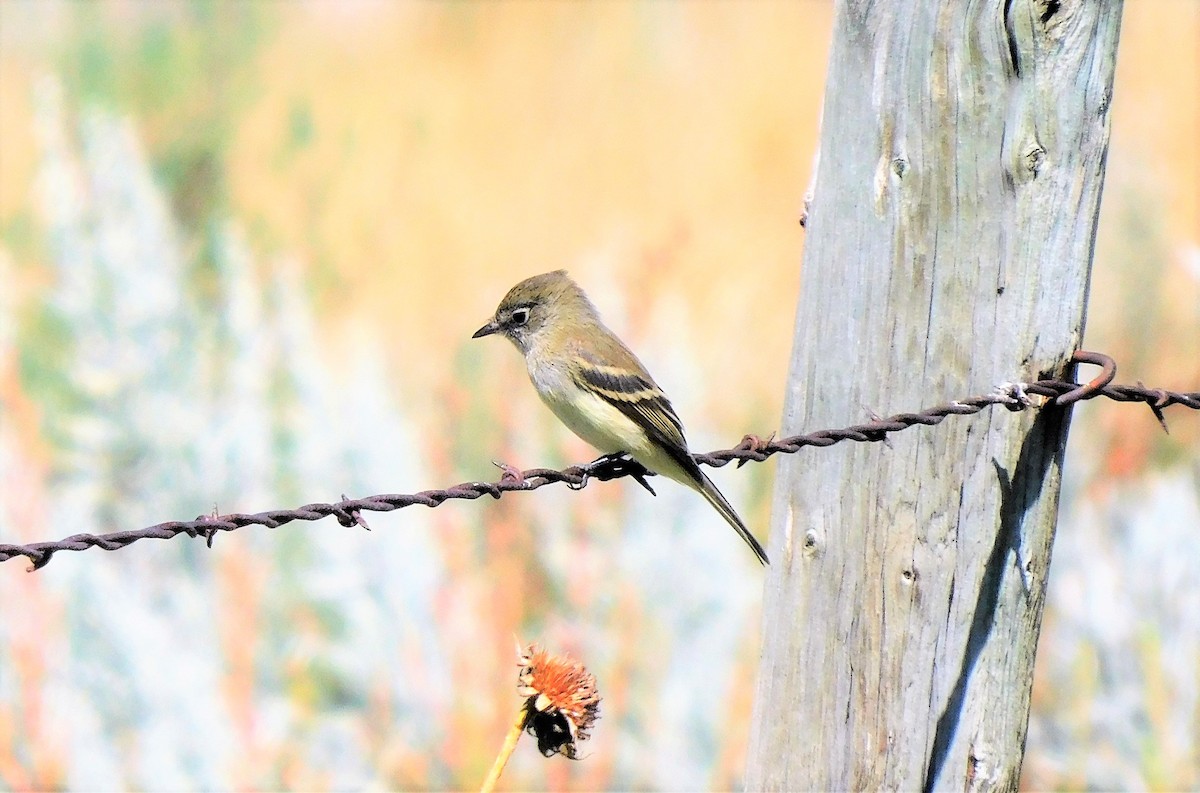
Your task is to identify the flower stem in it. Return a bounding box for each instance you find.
[480,705,528,793]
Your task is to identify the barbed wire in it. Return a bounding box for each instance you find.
[2,352,1197,571]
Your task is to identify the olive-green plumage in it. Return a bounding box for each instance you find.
[473,270,768,565]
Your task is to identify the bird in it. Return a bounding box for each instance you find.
[472,270,768,565]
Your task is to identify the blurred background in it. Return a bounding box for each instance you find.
[0,1,1196,789]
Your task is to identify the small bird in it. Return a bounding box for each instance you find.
[472,270,768,565]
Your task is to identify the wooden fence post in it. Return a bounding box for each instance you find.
[745,2,1123,789]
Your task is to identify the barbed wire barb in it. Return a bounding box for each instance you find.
[2,352,1197,571]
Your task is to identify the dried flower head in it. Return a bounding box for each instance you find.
[516,643,601,759]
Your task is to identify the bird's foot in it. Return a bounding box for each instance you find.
[569,452,656,495]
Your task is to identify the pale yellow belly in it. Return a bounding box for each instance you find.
[535,380,692,488]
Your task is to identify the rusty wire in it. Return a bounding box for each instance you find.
[1,352,1196,571]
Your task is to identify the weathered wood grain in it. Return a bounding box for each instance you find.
[745,1,1122,790]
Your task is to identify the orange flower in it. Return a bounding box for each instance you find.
[480,643,603,792]
[515,644,601,759]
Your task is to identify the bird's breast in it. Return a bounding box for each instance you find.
[526,356,643,456]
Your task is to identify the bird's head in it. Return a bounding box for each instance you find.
[472,269,598,355]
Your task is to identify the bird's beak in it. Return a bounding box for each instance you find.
[472,320,500,339]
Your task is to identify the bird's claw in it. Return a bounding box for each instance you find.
[569,452,619,490]
[630,470,657,496]
[569,452,656,494]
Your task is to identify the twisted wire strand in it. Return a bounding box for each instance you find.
[2,363,1196,571]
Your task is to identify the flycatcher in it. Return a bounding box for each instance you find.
[472,270,768,565]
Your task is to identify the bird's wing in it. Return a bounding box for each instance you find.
[575,346,768,565]
[573,350,689,456]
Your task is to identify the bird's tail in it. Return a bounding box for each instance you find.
[695,471,769,565]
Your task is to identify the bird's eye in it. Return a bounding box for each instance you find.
[510,307,530,326]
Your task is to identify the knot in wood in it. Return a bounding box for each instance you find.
[1024,144,1046,177]
[802,527,821,558]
